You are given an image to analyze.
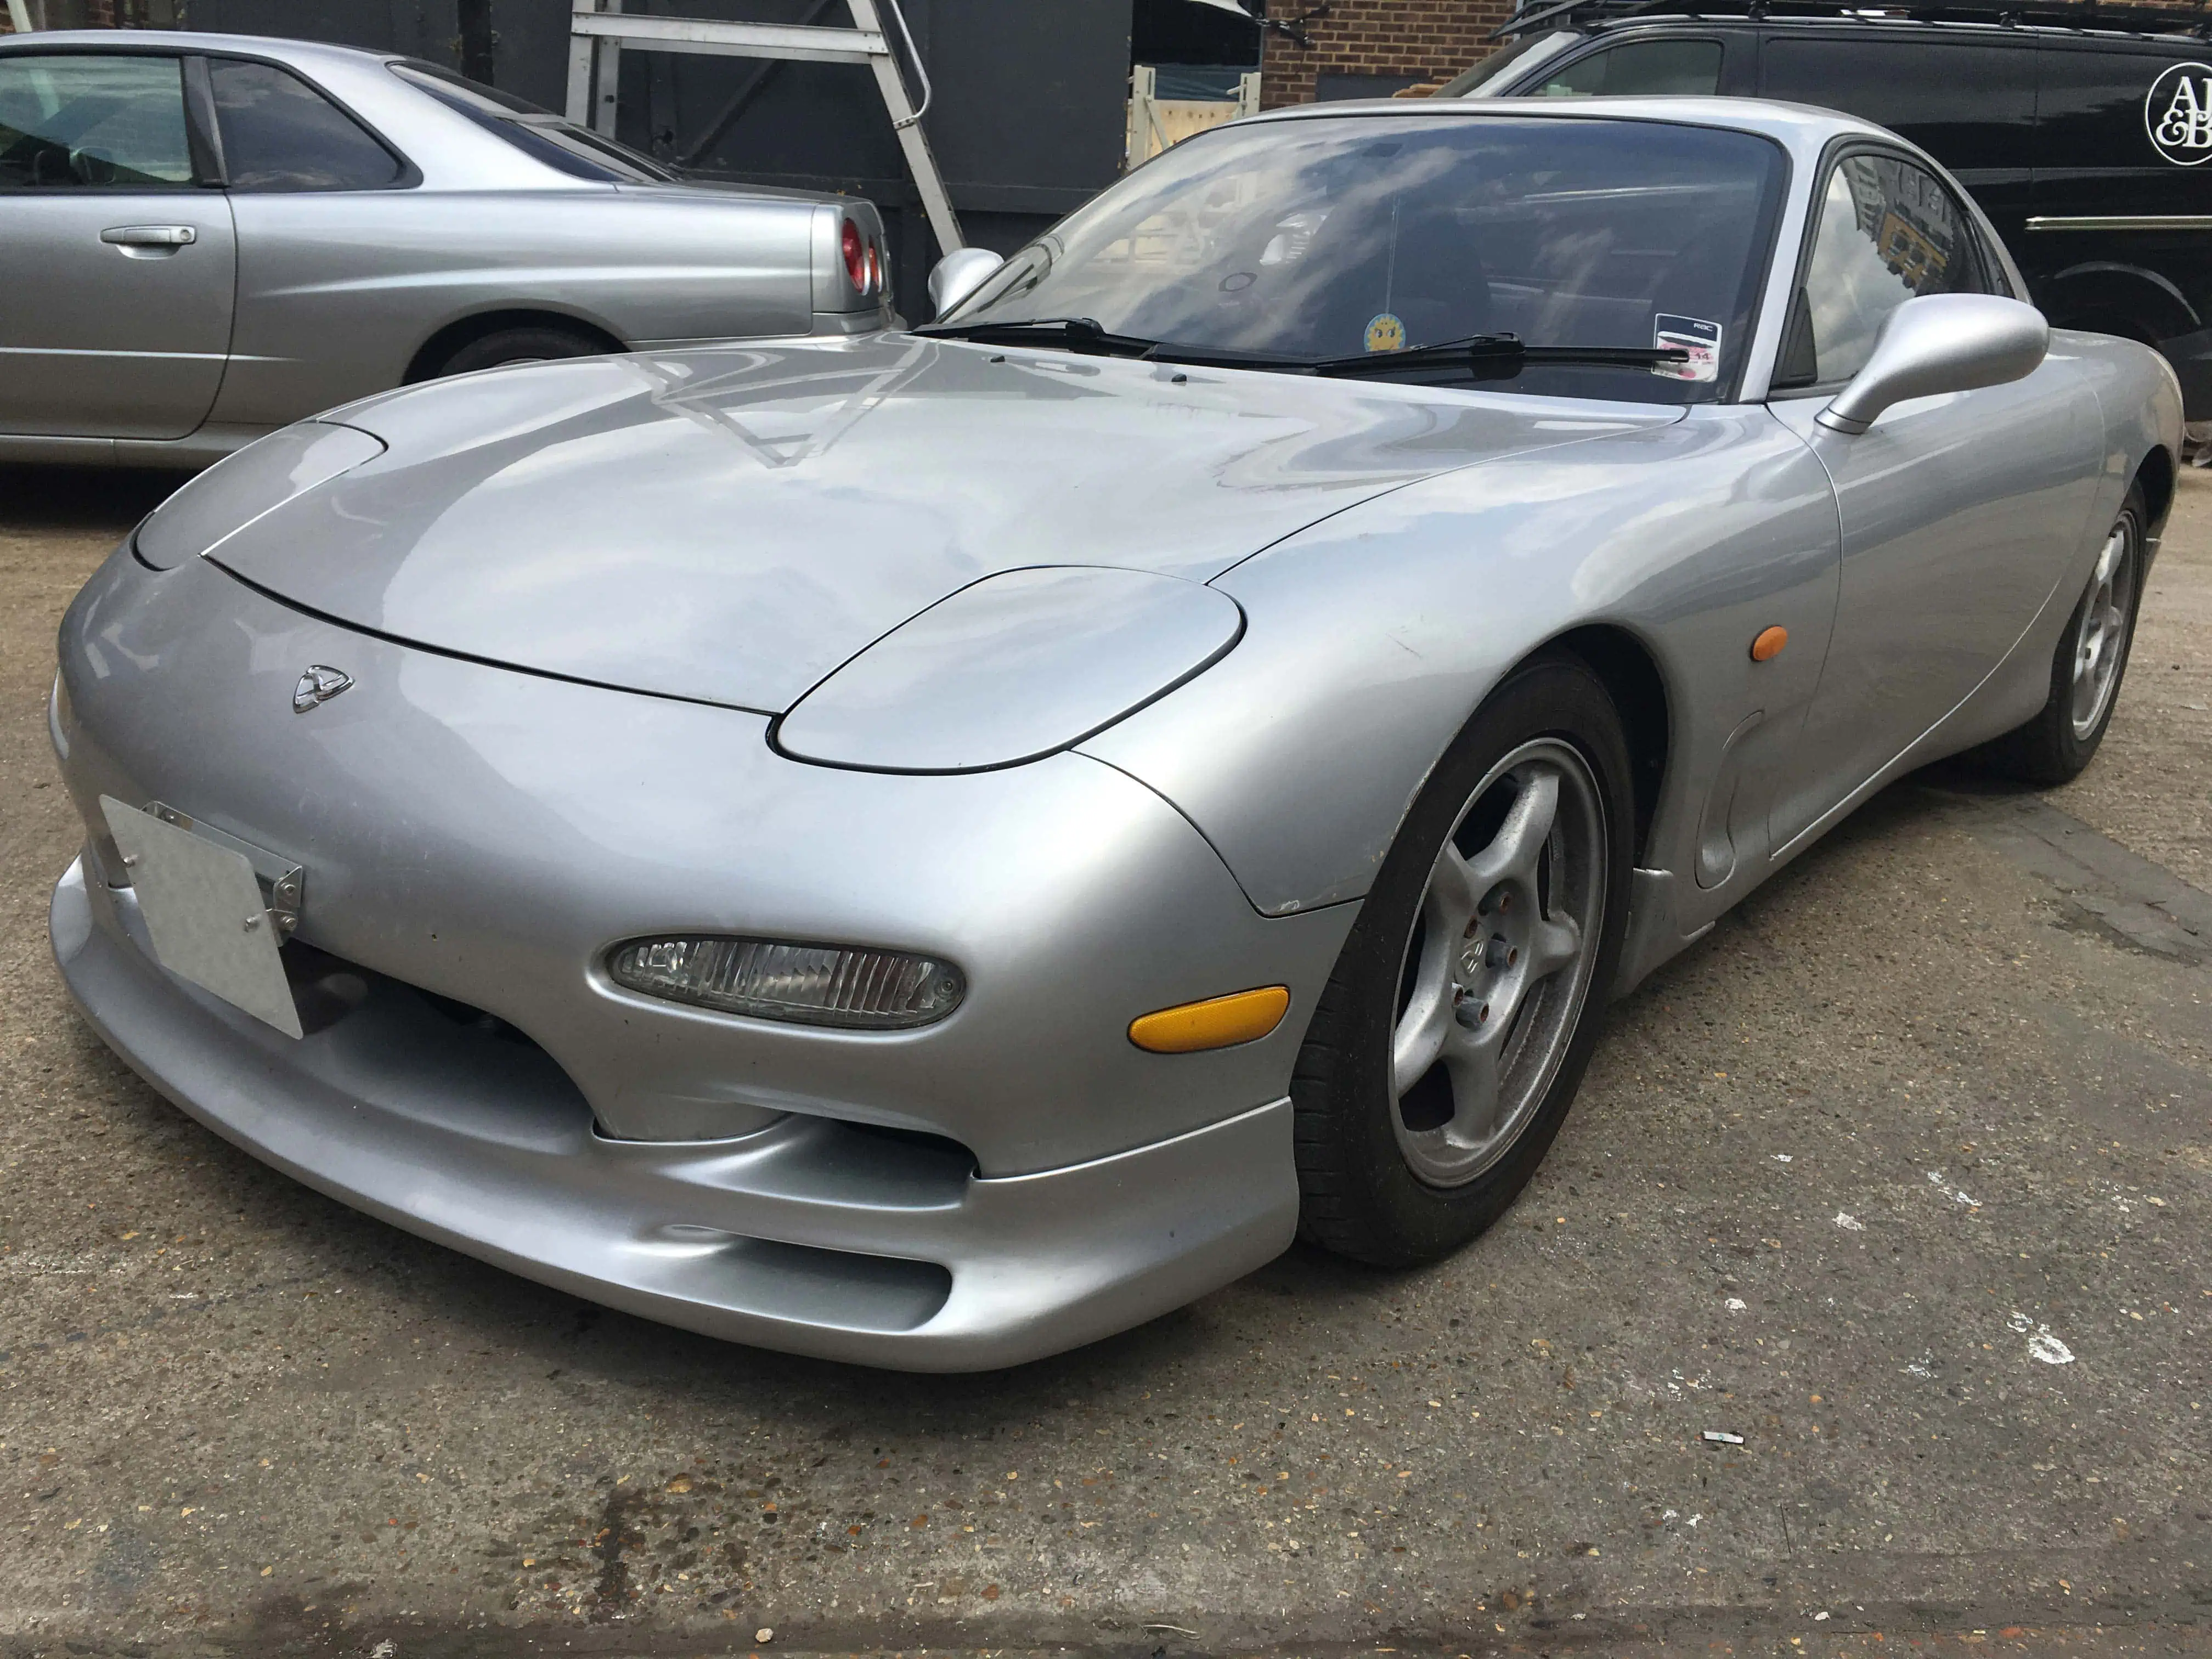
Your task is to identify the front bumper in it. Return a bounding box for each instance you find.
[53,858,1298,1370]
[47,545,1359,1368]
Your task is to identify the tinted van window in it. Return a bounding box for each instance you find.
[1535,39,1722,97]
[210,59,403,189]
[1782,151,1988,385]
[1761,37,2033,171]
[1439,30,1577,97]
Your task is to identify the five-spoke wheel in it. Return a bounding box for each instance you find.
[1979,484,2147,786]
[1293,652,1633,1266]
[2069,514,2137,741]
[1390,740,1606,1188]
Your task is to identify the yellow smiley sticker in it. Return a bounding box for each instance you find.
[1364,312,1406,353]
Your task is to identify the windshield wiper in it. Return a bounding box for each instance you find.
[911,321,1692,379]
[910,317,1161,357]
[1310,332,1690,379]
[911,317,1323,370]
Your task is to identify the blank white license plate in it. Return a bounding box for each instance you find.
[100,795,302,1039]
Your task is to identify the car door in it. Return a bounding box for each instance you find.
[200,54,418,427]
[1765,146,2103,849]
[0,49,236,439]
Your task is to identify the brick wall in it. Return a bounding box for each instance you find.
[1260,0,1515,110]
[1,0,131,26]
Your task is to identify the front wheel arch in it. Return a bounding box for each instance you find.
[1543,623,1671,867]
[2135,445,2176,533]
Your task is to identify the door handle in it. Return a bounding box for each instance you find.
[100,224,198,249]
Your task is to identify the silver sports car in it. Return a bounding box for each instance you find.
[0,30,891,469]
[48,97,2176,1370]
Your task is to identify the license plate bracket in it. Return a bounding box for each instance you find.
[99,795,304,1039]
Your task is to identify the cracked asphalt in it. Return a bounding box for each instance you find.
[1,462,2207,1659]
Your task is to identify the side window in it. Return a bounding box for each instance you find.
[0,53,194,189]
[1534,40,1721,98]
[1779,152,1989,387]
[208,59,404,190]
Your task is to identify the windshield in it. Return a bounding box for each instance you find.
[390,60,674,183]
[944,114,1786,402]
[1436,32,1579,97]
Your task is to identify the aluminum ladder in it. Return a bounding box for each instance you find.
[566,0,962,255]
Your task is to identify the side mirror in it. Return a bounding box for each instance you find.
[1816,293,2049,435]
[926,247,1005,320]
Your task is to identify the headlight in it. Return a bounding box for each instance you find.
[134,421,385,569]
[607,935,966,1030]
[774,565,1243,772]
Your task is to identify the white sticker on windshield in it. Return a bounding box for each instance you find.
[1653,314,1722,383]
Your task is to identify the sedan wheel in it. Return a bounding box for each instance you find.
[431,325,608,380]
[1293,652,1634,1267]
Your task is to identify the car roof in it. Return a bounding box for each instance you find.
[1503,0,2212,46]
[0,29,399,68]
[1245,93,1907,161]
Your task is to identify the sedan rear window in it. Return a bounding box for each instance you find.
[950,114,1787,403]
[390,60,673,183]
[209,59,405,190]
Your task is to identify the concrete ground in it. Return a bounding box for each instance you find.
[1,462,2207,1659]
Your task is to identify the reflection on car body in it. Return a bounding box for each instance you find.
[46,98,2179,1370]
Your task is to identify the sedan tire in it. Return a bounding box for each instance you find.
[434,325,610,379]
[1292,651,1635,1267]
[1977,483,2147,786]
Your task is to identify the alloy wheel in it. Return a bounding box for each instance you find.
[2070,514,2137,741]
[1389,737,1608,1188]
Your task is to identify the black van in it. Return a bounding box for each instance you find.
[1450,1,2212,414]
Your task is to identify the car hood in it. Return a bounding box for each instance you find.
[211,335,1681,712]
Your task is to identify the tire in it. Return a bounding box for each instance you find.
[1974,484,2146,787]
[1293,651,1637,1267]
[432,325,608,380]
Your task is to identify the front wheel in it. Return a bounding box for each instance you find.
[1292,653,1635,1267]
[1975,485,2146,786]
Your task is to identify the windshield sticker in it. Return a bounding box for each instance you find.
[1652,314,1722,382]
[1364,312,1407,353]
[2147,62,2212,165]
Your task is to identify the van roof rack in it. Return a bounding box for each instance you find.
[1492,0,2212,40]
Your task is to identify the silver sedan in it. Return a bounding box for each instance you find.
[48,98,2176,1369]
[0,31,892,467]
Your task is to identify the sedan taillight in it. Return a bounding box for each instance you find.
[842,219,868,292]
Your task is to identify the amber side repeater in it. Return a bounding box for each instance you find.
[1751,625,1789,662]
[1129,985,1291,1053]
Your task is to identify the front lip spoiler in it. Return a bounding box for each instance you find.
[50,859,1299,1372]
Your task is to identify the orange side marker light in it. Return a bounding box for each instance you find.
[1128,985,1291,1054]
[1750,625,1788,662]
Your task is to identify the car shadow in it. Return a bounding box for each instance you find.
[0,464,181,537]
